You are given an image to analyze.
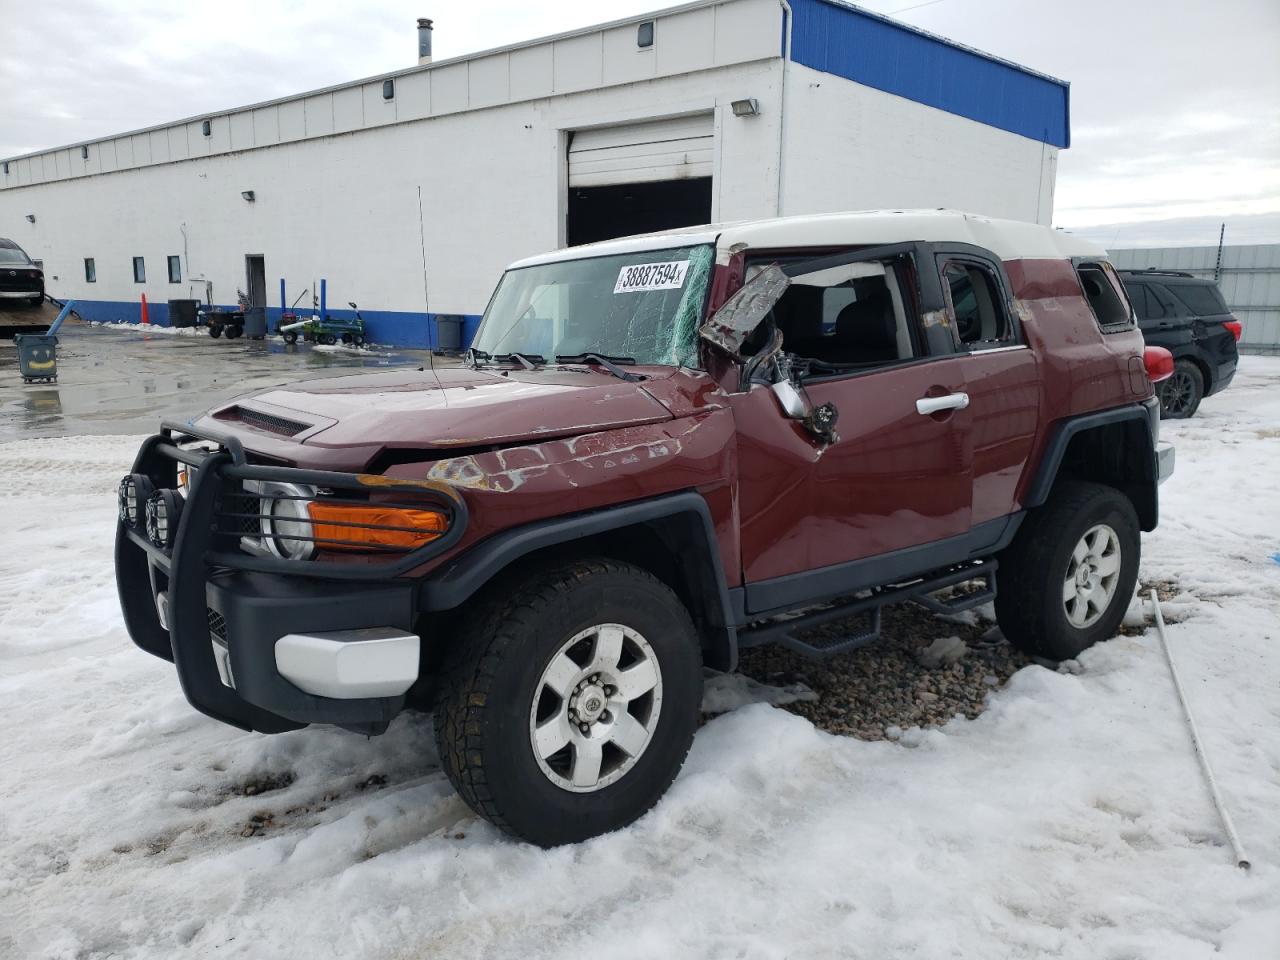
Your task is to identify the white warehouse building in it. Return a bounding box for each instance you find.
[0,0,1070,348]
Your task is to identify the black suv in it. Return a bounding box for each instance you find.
[1119,269,1240,418]
[0,238,45,307]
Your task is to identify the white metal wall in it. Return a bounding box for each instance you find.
[1109,245,1280,353]
[778,63,1058,226]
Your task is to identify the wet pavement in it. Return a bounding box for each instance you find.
[0,323,449,441]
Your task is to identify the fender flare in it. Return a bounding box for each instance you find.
[1023,402,1159,528]
[418,491,741,670]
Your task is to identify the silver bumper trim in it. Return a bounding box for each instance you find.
[274,628,420,699]
[1157,442,1175,484]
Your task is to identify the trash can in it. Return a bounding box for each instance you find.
[435,315,463,352]
[168,299,199,328]
[244,306,267,340]
[15,333,59,383]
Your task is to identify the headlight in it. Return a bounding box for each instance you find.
[118,474,154,526]
[260,481,317,561]
[145,489,184,548]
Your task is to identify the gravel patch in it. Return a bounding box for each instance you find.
[734,601,1033,740]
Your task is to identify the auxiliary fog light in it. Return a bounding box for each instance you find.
[145,489,185,549]
[118,474,154,526]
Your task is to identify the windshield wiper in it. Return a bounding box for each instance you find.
[494,352,545,370]
[468,348,546,370]
[554,353,643,382]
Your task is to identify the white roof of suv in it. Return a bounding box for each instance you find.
[510,210,1107,269]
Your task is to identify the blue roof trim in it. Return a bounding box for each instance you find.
[787,0,1070,148]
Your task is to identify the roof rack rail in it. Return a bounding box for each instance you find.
[1118,267,1197,278]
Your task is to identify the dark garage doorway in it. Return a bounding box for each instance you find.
[245,255,267,307]
[567,178,712,247]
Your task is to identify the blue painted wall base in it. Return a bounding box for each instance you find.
[67,299,480,350]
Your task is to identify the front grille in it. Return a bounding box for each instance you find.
[221,406,310,437]
[207,607,227,644]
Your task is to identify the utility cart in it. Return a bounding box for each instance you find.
[201,307,245,339]
[279,301,365,346]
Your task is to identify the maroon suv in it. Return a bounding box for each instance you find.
[116,211,1175,846]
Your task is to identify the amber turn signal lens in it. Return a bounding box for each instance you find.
[305,502,448,551]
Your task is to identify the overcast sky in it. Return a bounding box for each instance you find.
[1,0,1277,246]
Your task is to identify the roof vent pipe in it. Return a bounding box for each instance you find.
[417,18,433,65]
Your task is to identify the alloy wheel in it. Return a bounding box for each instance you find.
[528,623,663,793]
[1062,523,1122,628]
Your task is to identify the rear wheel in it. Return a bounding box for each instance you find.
[320,333,337,346]
[1159,360,1204,419]
[208,324,222,339]
[995,481,1140,661]
[434,559,702,847]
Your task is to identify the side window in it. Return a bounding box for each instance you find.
[1076,261,1133,329]
[765,258,917,370]
[1125,281,1159,320]
[1167,282,1229,318]
[942,260,1012,348]
[1148,282,1184,317]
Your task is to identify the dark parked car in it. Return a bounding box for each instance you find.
[0,238,45,307]
[1119,269,1240,418]
[117,211,1174,846]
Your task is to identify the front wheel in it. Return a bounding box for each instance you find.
[1159,360,1204,419]
[282,331,298,345]
[995,481,1140,661]
[434,559,703,847]
[208,324,222,339]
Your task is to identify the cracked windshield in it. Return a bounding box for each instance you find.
[472,244,715,366]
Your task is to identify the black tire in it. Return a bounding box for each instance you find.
[352,335,364,347]
[208,325,222,339]
[321,333,337,346]
[434,558,703,847]
[341,333,352,344]
[1158,360,1204,419]
[30,296,43,308]
[282,331,298,345]
[226,326,242,340]
[995,481,1140,661]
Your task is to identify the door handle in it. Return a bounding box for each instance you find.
[916,392,970,415]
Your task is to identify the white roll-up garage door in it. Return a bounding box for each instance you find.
[568,114,714,188]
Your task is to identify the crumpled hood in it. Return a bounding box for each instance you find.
[219,365,676,452]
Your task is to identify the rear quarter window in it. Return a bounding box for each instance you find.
[1168,282,1228,317]
[1076,261,1134,330]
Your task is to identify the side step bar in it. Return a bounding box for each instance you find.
[737,560,997,659]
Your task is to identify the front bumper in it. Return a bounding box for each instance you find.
[114,423,465,734]
[0,289,42,299]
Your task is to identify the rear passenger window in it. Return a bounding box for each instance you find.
[942,261,1012,348]
[1168,283,1228,317]
[1076,261,1133,329]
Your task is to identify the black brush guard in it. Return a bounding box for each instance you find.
[114,421,467,734]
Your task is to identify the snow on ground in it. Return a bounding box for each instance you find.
[91,321,204,337]
[2,359,1279,959]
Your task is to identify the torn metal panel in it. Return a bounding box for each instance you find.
[698,264,790,357]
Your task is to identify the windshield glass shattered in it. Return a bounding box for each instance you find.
[472,244,715,367]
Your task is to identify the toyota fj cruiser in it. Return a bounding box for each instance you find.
[116,210,1175,847]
